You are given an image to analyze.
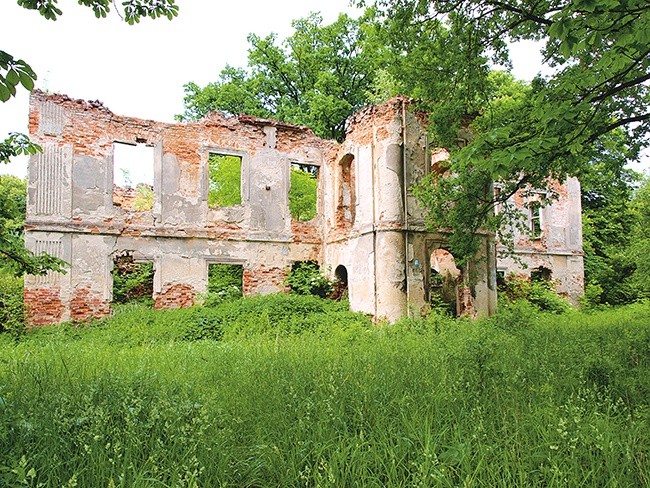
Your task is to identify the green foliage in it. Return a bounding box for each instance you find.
[289,166,318,221]
[208,154,241,207]
[185,293,365,341]
[502,275,571,314]
[0,175,66,276]
[0,271,24,336]
[429,271,458,316]
[0,52,36,102]
[112,259,153,306]
[286,261,333,298]
[579,132,641,305]
[365,0,650,264]
[0,132,41,165]
[133,183,154,211]
[204,263,243,306]
[0,303,648,485]
[178,12,379,141]
[627,175,650,298]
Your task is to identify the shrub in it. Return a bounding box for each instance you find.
[503,275,570,314]
[0,271,24,336]
[184,293,369,341]
[133,183,154,211]
[580,282,606,311]
[204,263,243,306]
[286,261,333,298]
[112,257,154,306]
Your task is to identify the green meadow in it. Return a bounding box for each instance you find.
[0,295,648,487]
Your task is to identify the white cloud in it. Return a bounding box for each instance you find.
[0,0,360,176]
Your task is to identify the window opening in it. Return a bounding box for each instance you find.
[289,162,319,221]
[429,249,460,316]
[526,192,545,239]
[528,201,542,238]
[113,142,154,211]
[496,270,507,292]
[207,263,243,303]
[112,252,154,307]
[337,154,355,226]
[287,261,331,298]
[530,266,552,283]
[208,153,242,207]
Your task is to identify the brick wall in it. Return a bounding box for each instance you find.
[24,286,65,326]
[70,286,111,322]
[154,283,195,309]
[243,265,288,295]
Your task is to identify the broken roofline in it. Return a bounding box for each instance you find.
[27,89,323,136]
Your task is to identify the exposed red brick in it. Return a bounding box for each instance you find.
[243,266,288,295]
[70,287,110,322]
[24,286,65,327]
[154,283,195,310]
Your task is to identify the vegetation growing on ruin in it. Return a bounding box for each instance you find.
[111,256,154,307]
[286,261,334,298]
[182,1,649,268]
[204,263,244,306]
[0,297,648,486]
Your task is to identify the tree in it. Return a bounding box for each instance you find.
[0,0,179,274]
[178,12,378,141]
[363,0,649,263]
[579,133,641,305]
[627,175,650,299]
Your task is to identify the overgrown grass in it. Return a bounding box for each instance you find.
[0,296,648,486]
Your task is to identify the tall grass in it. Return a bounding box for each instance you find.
[0,296,648,486]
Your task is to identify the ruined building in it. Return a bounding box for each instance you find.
[24,91,583,325]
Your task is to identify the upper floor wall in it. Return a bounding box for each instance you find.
[27,90,336,244]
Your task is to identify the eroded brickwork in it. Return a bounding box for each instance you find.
[242,266,288,295]
[24,287,65,326]
[154,284,196,310]
[24,91,583,325]
[70,287,110,322]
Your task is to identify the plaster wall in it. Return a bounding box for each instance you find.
[24,91,580,325]
[25,91,331,323]
[497,177,585,302]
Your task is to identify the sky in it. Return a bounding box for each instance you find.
[1,0,645,177]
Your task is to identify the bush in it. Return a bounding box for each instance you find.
[503,275,570,314]
[286,261,333,298]
[112,259,154,306]
[0,271,24,336]
[184,293,369,341]
[580,282,606,311]
[204,264,243,306]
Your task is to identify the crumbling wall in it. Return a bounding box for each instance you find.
[497,177,585,303]
[25,91,334,324]
[24,91,581,325]
[323,97,497,321]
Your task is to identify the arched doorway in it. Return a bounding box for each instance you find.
[332,264,349,300]
[429,249,460,316]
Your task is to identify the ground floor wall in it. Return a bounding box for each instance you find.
[324,229,497,322]
[497,250,584,304]
[25,227,501,325]
[24,230,321,325]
